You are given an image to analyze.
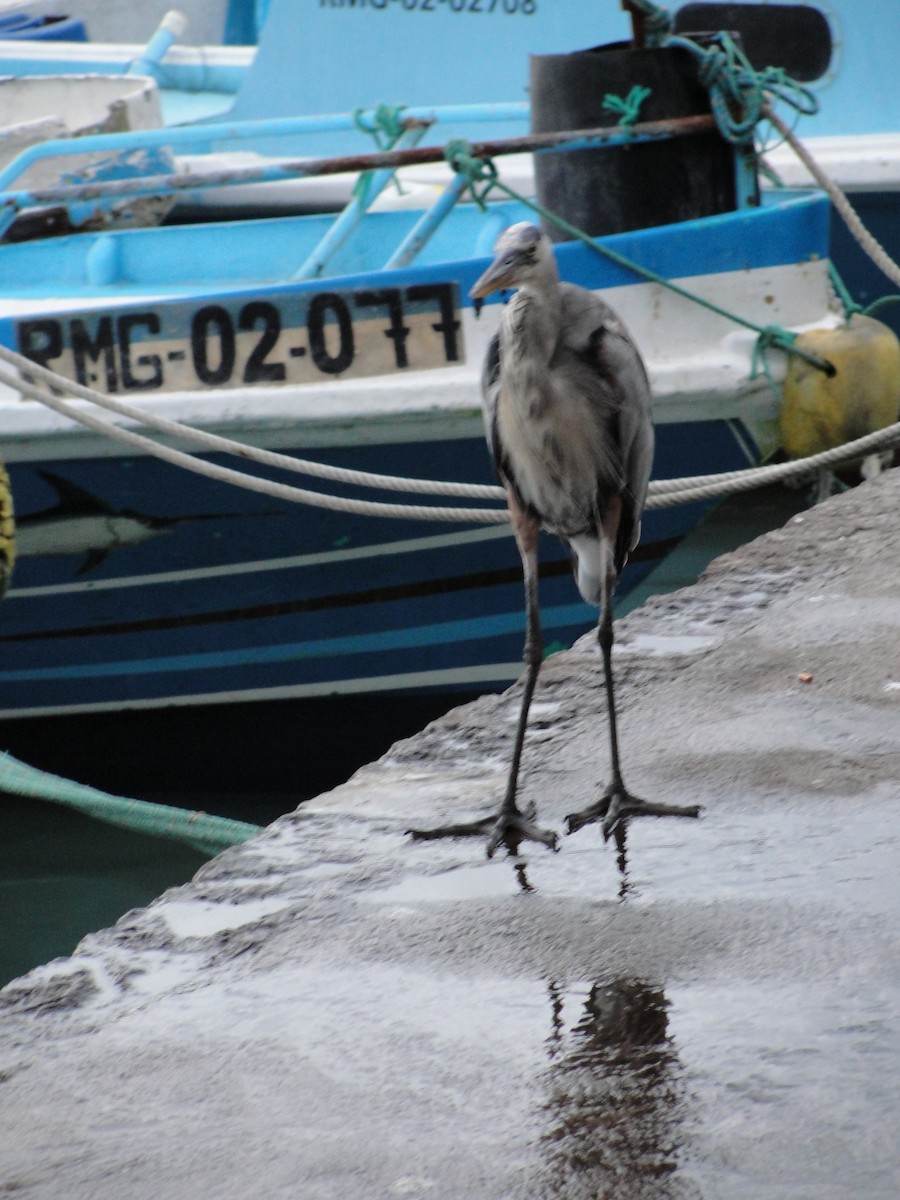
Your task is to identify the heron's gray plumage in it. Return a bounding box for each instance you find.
[408,221,700,856]
[478,224,654,602]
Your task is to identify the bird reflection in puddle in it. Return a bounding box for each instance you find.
[513,860,535,894]
[613,823,633,902]
[536,977,696,1198]
[508,822,633,900]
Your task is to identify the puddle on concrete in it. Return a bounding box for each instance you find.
[618,632,717,657]
[342,784,899,1195]
[90,957,705,1199]
[532,976,697,1198]
[161,896,290,940]
[84,953,893,1198]
[669,978,899,1199]
[384,777,899,916]
[587,784,900,914]
[368,860,528,906]
[3,787,897,1200]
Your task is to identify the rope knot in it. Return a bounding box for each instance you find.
[352,102,408,149]
[667,31,817,145]
[695,44,729,91]
[750,324,791,380]
[445,140,499,211]
[352,103,417,204]
[752,325,836,386]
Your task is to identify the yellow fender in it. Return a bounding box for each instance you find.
[0,457,14,598]
[781,313,900,461]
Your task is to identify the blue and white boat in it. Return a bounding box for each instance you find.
[0,0,849,751]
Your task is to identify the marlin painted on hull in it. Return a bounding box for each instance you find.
[16,469,268,573]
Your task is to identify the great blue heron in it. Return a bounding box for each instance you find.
[409,222,699,856]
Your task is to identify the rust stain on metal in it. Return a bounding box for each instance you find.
[17,114,719,210]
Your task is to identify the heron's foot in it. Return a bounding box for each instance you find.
[566,787,701,842]
[407,803,558,858]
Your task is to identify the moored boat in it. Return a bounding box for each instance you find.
[0,0,866,760]
[0,178,840,721]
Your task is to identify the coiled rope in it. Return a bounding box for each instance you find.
[668,32,818,145]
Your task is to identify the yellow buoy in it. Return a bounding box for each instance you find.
[0,457,14,599]
[780,313,900,463]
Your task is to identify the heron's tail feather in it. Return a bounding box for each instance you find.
[569,534,607,607]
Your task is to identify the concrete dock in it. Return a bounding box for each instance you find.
[2,469,899,1199]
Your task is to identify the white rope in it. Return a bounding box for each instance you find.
[3,366,509,524]
[0,343,505,501]
[648,421,900,506]
[649,420,900,500]
[9,351,899,516]
[765,107,900,291]
[4,345,900,517]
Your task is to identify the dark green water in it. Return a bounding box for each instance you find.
[0,797,208,986]
[0,484,807,988]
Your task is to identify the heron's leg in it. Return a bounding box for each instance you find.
[407,500,558,856]
[485,514,560,855]
[566,539,700,841]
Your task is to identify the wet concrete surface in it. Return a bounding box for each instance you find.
[2,470,899,1199]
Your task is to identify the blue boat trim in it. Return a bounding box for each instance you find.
[0,600,599,683]
[0,529,680,646]
[1,192,831,399]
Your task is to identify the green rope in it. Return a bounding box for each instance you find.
[0,751,263,857]
[352,102,410,202]
[446,138,499,212]
[446,142,835,377]
[862,294,900,319]
[352,102,408,149]
[749,327,791,399]
[602,85,652,128]
[665,31,818,145]
[827,263,863,319]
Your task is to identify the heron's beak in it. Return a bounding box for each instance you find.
[469,254,518,300]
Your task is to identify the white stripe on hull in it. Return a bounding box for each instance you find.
[7,522,513,599]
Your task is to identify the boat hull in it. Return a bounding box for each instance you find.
[0,422,738,720]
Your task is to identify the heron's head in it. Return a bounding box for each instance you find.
[469,222,557,300]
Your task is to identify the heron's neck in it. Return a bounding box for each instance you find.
[504,280,562,366]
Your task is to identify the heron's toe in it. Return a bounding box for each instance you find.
[486,812,559,858]
[602,791,703,840]
[564,794,611,836]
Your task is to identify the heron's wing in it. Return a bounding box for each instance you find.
[480,332,504,474]
[559,285,654,567]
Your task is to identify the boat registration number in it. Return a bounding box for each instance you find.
[14,282,464,394]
